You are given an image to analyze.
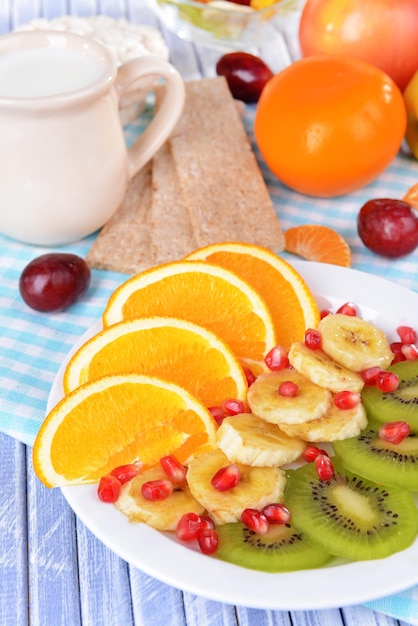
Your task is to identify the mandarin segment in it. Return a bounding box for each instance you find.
[284,225,351,267]
[33,374,217,487]
[102,260,277,370]
[185,242,319,349]
[63,316,248,408]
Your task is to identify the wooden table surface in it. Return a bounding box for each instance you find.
[0,1,415,625]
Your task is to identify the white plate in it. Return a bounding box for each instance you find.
[49,261,418,611]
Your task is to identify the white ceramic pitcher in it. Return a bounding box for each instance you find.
[0,30,185,245]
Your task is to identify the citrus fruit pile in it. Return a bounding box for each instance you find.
[33,242,319,488]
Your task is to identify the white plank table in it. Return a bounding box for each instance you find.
[0,1,416,625]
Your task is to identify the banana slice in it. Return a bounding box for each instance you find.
[247,369,332,425]
[278,400,367,442]
[318,314,393,372]
[216,413,306,467]
[186,448,286,524]
[288,341,364,393]
[116,466,204,530]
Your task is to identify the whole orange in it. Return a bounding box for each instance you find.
[254,56,407,198]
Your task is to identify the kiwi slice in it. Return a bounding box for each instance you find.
[285,460,418,561]
[215,521,332,572]
[333,420,418,491]
[362,360,418,432]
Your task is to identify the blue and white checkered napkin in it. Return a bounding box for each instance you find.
[1,106,418,621]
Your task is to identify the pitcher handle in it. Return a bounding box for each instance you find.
[115,56,185,180]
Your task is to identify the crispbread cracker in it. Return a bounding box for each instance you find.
[87,76,284,275]
[164,77,285,251]
[150,141,198,264]
[86,162,154,274]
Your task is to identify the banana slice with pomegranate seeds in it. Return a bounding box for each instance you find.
[186,448,286,524]
[318,313,394,372]
[247,369,332,425]
[116,465,205,531]
[288,341,364,393]
[278,399,367,442]
[216,413,306,467]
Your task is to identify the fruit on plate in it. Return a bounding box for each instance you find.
[284,224,351,267]
[19,253,91,312]
[357,198,418,258]
[278,400,367,443]
[247,369,332,425]
[298,0,418,92]
[215,412,306,466]
[102,260,277,372]
[184,241,320,349]
[215,520,332,572]
[33,373,217,487]
[285,459,418,561]
[404,71,418,160]
[254,56,407,197]
[216,52,273,103]
[186,448,286,524]
[318,313,394,372]
[115,465,205,531]
[288,340,364,393]
[63,316,248,409]
[333,420,418,491]
[361,359,418,433]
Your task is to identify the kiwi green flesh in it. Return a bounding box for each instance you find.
[361,360,418,433]
[215,522,332,572]
[284,461,418,561]
[333,421,418,491]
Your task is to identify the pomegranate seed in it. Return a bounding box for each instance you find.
[221,398,245,416]
[160,454,187,484]
[397,325,417,344]
[110,463,141,484]
[376,370,399,392]
[176,512,202,541]
[401,344,418,360]
[264,345,289,371]
[278,380,298,397]
[199,515,216,531]
[208,405,225,426]
[243,367,257,386]
[333,390,361,410]
[315,454,335,481]
[320,309,332,319]
[390,342,407,364]
[198,528,219,555]
[262,503,291,524]
[302,445,328,463]
[141,479,173,501]
[304,328,322,350]
[241,508,270,535]
[360,366,382,385]
[379,421,411,445]
[211,464,241,491]
[336,302,357,316]
[98,475,121,503]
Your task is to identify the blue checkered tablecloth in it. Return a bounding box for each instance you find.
[1,105,418,624]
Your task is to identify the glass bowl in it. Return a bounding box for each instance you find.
[146,0,302,50]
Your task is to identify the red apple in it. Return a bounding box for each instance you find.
[299,0,418,92]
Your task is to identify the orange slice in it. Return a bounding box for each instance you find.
[184,242,319,350]
[103,260,277,371]
[403,183,418,210]
[284,225,352,267]
[33,373,217,487]
[63,316,248,408]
